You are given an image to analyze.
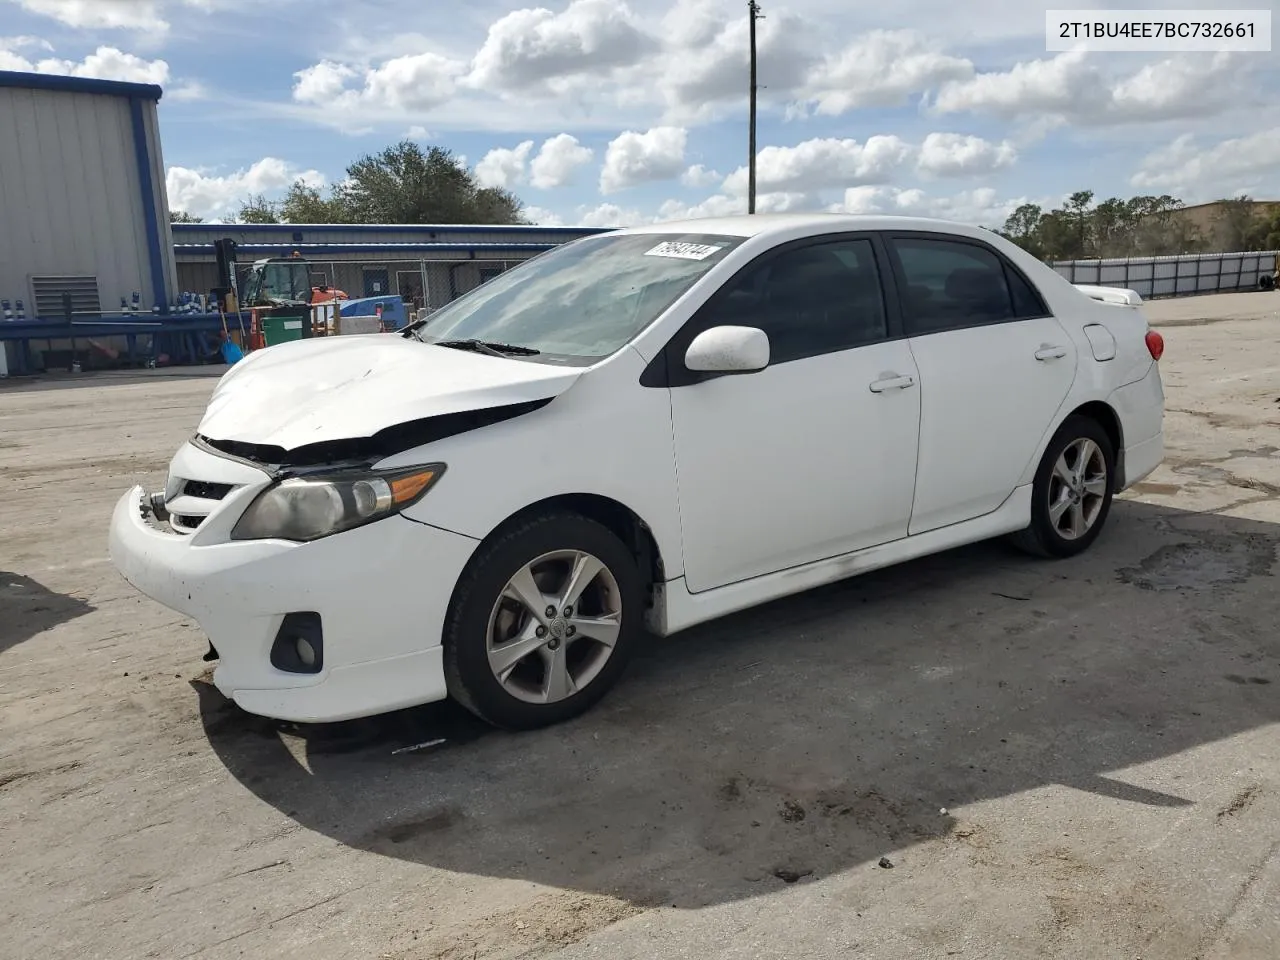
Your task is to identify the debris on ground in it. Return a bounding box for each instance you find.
[391,738,447,755]
[780,799,806,822]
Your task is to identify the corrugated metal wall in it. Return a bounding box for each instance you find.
[0,85,175,318]
[140,92,178,303]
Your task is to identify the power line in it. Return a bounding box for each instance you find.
[748,0,763,215]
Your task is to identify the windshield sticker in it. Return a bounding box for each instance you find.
[644,241,725,261]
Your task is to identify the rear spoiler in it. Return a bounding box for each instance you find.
[1074,283,1143,307]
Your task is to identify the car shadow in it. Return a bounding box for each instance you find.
[196,499,1279,909]
[0,571,95,654]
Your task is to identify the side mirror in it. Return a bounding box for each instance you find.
[684,325,770,374]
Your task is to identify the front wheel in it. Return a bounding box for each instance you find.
[1009,415,1116,558]
[442,511,644,730]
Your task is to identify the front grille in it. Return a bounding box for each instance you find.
[183,480,233,500]
[173,514,205,532]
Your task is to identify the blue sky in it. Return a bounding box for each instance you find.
[1,0,1277,227]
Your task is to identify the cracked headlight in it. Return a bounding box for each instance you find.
[231,464,445,542]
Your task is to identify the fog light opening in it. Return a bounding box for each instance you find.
[269,612,324,675]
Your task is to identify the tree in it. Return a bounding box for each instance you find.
[1090,197,1131,258]
[337,140,528,225]
[1037,211,1079,261]
[230,140,530,226]
[236,193,281,224]
[170,209,203,223]
[1064,190,1095,258]
[1129,195,1199,256]
[1215,196,1264,252]
[279,181,353,223]
[1001,203,1045,258]
[1248,208,1280,251]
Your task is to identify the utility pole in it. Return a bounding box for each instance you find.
[748,0,763,214]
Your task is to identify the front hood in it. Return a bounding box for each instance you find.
[198,334,583,452]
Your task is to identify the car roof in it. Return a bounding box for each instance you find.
[613,212,996,240]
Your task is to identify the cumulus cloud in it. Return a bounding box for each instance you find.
[1131,129,1280,198]
[475,140,535,189]
[292,52,463,116]
[293,60,359,104]
[474,134,595,190]
[522,204,567,226]
[465,0,654,95]
[575,202,647,227]
[165,157,325,220]
[797,29,974,116]
[928,48,1260,126]
[657,191,813,221]
[0,43,169,84]
[680,164,721,188]
[716,131,1017,196]
[581,182,1031,229]
[600,126,687,193]
[916,133,1017,178]
[830,185,1028,226]
[722,136,915,195]
[270,3,1270,140]
[649,0,816,123]
[530,134,594,189]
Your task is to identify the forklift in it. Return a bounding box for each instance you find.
[212,240,332,349]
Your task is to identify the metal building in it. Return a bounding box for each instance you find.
[170,222,610,313]
[0,71,178,322]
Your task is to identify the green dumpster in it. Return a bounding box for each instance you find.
[260,311,308,346]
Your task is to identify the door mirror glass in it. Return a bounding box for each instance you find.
[685,325,770,373]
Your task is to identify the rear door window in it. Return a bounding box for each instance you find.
[891,236,1035,336]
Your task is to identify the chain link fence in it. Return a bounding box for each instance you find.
[1049,250,1279,299]
[178,256,532,314]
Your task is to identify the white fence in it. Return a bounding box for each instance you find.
[1050,250,1278,299]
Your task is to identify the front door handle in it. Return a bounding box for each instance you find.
[1035,345,1068,361]
[869,374,916,393]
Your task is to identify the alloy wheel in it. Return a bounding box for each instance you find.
[1048,437,1108,540]
[485,550,623,704]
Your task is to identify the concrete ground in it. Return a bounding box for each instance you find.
[1,290,1278,960]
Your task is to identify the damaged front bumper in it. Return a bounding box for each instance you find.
[107,441,481,723]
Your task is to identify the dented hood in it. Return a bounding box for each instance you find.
[198,334,583,451]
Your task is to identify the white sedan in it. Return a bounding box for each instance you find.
[108,214,1165,731]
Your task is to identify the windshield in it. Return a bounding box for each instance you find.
[413,232,744,361]
[244,261,311,304]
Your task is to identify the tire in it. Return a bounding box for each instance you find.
[442,510,644,731]
[1008,414,1116,559]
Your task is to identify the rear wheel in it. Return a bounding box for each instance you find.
[1009,415,1115,558]
[442,511,643,730]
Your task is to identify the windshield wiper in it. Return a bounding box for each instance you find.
[432,338,541,357]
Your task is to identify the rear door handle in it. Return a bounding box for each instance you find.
[1035,345,1068,361]
[869,374,915,393]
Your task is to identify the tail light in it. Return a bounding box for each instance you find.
[1145,329,1164,361]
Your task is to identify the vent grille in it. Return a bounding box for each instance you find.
[30,275,102,320]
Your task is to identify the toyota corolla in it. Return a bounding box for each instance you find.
[108,214,1165,731]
